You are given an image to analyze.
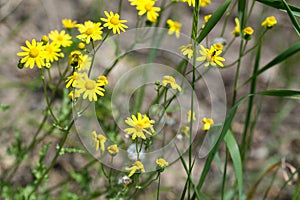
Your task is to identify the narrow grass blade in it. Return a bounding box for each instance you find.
[196,0,231,43]
[282,0,300,36]
[245,40,300,84]
[238,0,246,29]
[257,89,300,98]
[256,0,300,17]
[224,130,243,200]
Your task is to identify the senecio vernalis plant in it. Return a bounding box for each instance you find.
[2,0,300,199]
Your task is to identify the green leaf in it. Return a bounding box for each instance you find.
[256,0,300,17]
[282,0,300,36]
[0,104,10,112]
[224,130,243,200]
[257,89,300,99]
[245,40,300,83]
[196,0,232,43]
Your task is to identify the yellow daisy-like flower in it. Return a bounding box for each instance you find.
[68,90,81,100]
[107,144,119,155]
[180,125,190,138]
[101,11,128,34]
[179,44,194,59]
[76,21,103,44]
[231,18,240,37]
[74,73,105,101]
[167,19,181,38]
[136,0,161,23]
[92,131,107,152]
[202,117,214,131]
[125,161,145,177]
[69,50,83,68]
[65,72,83,88]
[212,43,223,51]
[62,19,77,29]
[78,42,86,50]
[162,75,182,92]
[187,110,196,123]
[97,75,109,86]
[181,0,195,7]
[200,0,210,7]
[48,30,73,47]
[124,113,155,140]
[41,35,49,44]
[77,55,92,71]
[17,39,46,69]
[243,26,254,40]
[197,45,225,67]
[156,158,169,168]
[44,42,61,63]
[261,16,277,28]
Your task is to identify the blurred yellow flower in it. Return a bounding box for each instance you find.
[202,117,214,131]
[180,125,190,138]
[97,75,108,86]
[62,19,77,29]
[162,75,182,92]
[181,0,195,7]
[136,0,161,23]
[212,43,223,51]
[188,110,196,122]
[167,19,181,38]
[69,50,83,68]
[261,16,277,28]
[101,11,128,34]
[92,131,107,152]
[156,158,169,168]
[107,144,119,155]
[243,26,254,40]
[200,0,210,7]
[179,44,194,59]
[231,18,240,37]
[65,72,83,88]
[124,113,155,140]
[17,39,46,69]
[125,161,145,177]
[76,21,103,44]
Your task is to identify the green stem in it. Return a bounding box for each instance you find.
[221,148,229,200]
[156,173,161,200]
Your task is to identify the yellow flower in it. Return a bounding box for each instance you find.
[74,73,105,101]
[202,14,212,29]
[41,35,49,44]
[17,39,46,69]
[107,144,119,155]
[62,19,77,29]
[181,0,195,7]
[179,44,194,59]
[136,0,161,23]
[125,161,145,177]
[162,75,182,92]
[202,117,214,131]
[231,18,240,37]
[180,125,190,138]
[97,75,108,86]
[48,30,73,47]
[65,72,83,88]
[167,19,181,38]
[261,16,277,28]
[197,45,225,67]
[68,90,81,100]
[124,113,155,140]
[200,0,210,7]
[76,21,103,44]
[156,158,169,168]
[44,42,61,63]
[78,42,86,50]
[77,55,92,71]
[69,50,83,68]
[92,131,107,152]
[242,26,254,40]
[101,11,128,34]
[212,43,223,51]
[187,110,196,123]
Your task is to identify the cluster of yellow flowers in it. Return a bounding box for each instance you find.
[92,131,119,155]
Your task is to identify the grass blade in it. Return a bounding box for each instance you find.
[244,40,300,84]
[238,0,246,30]
[196,0,231,43]
[256,0,300,17]
[257,89,300,98]
[224,130,243,200]
[282,0,300,36]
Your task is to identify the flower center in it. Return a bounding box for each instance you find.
[85,80,96,90]
[57,35,64,41]
[45,46,52,53]
[110,16,120,25]
[29,48,39,58]
[173,22,181,29]
[135,122,144,132]
[144,2,153,11]
[86,28,93,35]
